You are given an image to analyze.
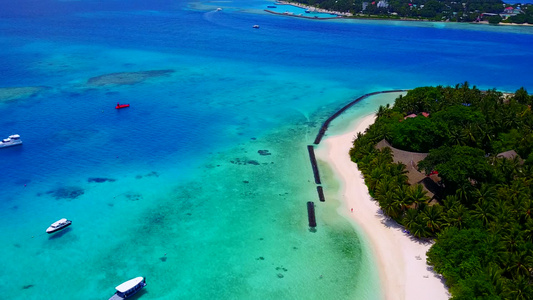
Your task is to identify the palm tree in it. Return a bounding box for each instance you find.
[456,183,474,205]
[523,218,533,242]
[476,123,493,152]
[376,105,386,118]
[409,218,430,239]
[471,200,494,226]
[379,146,393,158]
[393,184,413,214]
[448,127,466,146]
[421,205,443,234]
[381,191,402,220]
[492,203,514,234]
[474,183,496,205]
[461,123,477,147]
[374,176,396,198]
[496,157,522,184]
[505,249,533,279]
[408,184,430,209]
[368,167,389,192]
[376,127,393,142]
[507,275,533,300]
[497,182,529,221]
[479,90,499,116]
[442,194,460,210]
[485,263,507,297]
[403,209,419,232]
[443,204,469,229]
[376,103,392,118]
[503,109,518,130]
[390,163,408,185]
[500,227,522,253]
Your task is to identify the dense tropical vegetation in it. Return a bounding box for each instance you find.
[349,83,533,298]
[291,0,533,24]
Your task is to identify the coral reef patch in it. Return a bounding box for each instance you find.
[258,150,271,156]
[88,177,116,183]
[47,186,84,200]
[0,86,49,102]
[124,192,143,201]
[87,70,174,86]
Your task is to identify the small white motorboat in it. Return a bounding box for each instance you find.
[46,218,72,234]
[109,277,147,300]
[253,25,260,28]
[0,134,22,148]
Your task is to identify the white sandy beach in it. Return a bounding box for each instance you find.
[315,114,450,300]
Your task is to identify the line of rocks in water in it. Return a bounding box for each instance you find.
[307,90,409,226]
[264,10,344,20]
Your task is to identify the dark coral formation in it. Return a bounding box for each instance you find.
[88,177,116,183]
[258,150,271,156]
[229,158,262,165]
[47,187,84,200]
[124,192,143,201]
[87,70,174,86]
[135,171,159,179]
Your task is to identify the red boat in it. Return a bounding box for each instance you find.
[115,103,130,109]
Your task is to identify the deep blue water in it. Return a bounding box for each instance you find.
[1,0,533,299]
[505,0,532,4]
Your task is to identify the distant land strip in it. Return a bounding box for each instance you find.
[308,89,408,203]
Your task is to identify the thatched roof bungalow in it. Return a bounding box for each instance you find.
[375,139,443,200]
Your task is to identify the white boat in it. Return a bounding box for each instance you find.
[216,7,222,11]
[46,218,72,234]
[109,277,147,300]
[0,134,22,148]
[253,25,260,28]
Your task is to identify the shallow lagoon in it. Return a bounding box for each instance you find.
[1,0,533,299]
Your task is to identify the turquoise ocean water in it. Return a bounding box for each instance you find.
[1,0,532,299]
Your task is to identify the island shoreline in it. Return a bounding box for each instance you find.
[314,113,450,300]
[273,1,533,27]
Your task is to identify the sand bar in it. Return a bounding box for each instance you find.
[314,114,450,300]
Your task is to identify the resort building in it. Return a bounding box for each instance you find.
[375,139,442,201]
[377,1,389,9]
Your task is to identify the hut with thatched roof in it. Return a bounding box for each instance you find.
[375,139,443,200]
[497,150,519,160]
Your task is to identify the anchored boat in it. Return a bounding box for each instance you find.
[46,218,72,234]
[109,277,146,300]
[115,103,130,109]
[0,134,22,148]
